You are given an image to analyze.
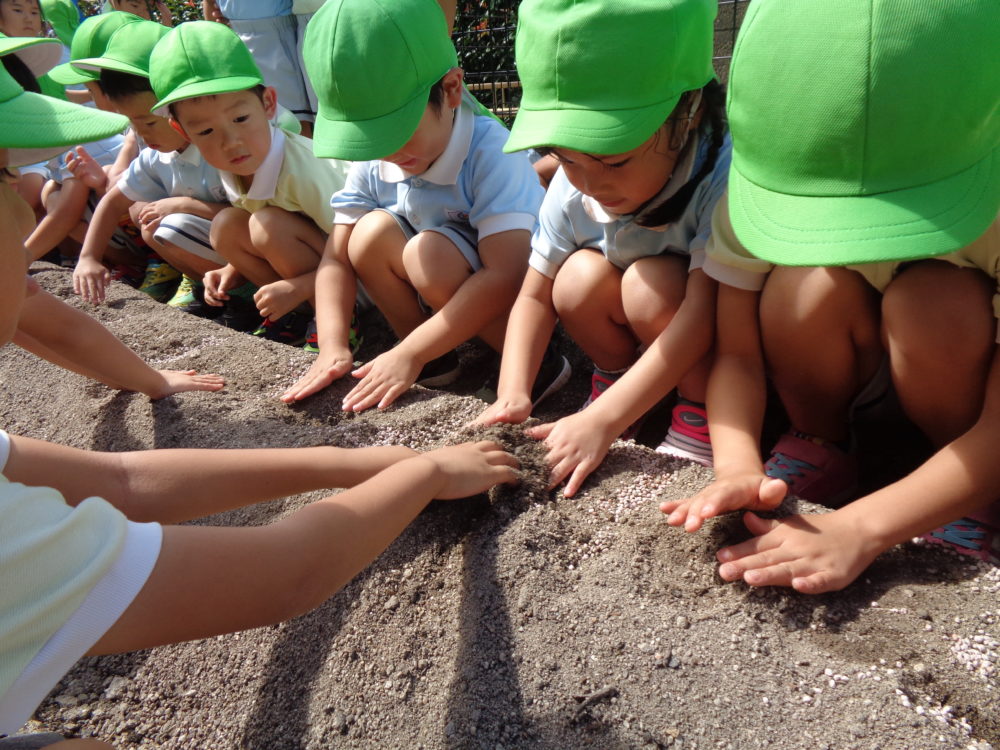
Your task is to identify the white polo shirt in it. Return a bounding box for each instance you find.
[117,144,227,204]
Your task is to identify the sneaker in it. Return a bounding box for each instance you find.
[920,517,1000,564]
[764,432,858,505]
[304,311,364,355]
[416,350,461,387]
[109,263,144,289]
[580,368,620,410]
[656,398,713,466]
[303,317,321,354]
[531,345,572,407]
[167,275,198,308]
[252,311,310,347]
[216,295,263,332]
[138,258,182,302]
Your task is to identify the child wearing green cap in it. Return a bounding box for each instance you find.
[0,68,520,741]
[281,0,546,410]
[149,20,350,345]
[472,0,731,497]
[663,0,1000,591]
[69,19,232,316]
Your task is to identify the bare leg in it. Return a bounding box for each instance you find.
[882,260,994,447]
[210,207,282,286]
[26,178,91,261]
[348,210,425,339]
[761,266,883,442]
[552,248,636,371]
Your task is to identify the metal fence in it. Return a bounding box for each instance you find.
[455,0,750,123]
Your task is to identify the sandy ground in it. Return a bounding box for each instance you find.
[3,266,998,750]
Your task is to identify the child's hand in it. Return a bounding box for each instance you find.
[281,348,356,403]
[470,394,533,428]
[419,440,520,499]
[342,346,422,412]
[203,265,244,306]
[254,279,304,321]
[135,199,184,234]
[716,509,884,594]
[73,257,111,304]
[526,410,617,498]
[661,472,787,532]
[64,147,107,193]
[148,369,226,399]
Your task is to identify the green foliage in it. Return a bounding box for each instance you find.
[77,0,202,24]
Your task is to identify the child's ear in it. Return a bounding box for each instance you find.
[262,86,278,119]
[442,67,464,109]
[169,118,191,142]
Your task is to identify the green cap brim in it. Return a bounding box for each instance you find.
[728,143,1000,265]
[1,90,126,167]
[504,94,682,155]
[47,61,98,85]
[152,75,264,116]
[0,38,63,79]
[73,56,149,78]
[312,85,429,161]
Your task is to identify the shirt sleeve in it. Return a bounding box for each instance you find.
[116,149,167,203]
[332,161,381,225]
[527,170,580,280]
[465,120,545,239]
[701,190,773,291]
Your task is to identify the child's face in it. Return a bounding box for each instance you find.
[0,0,43,38]
[552,126,683,216]
[172,87,277,178]
[110,0,151,19]
[382,68,463,176]
[112,91,186,153]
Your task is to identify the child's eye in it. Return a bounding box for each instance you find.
[233,115,250,124]
[196,128,213,137]
[605,158,629,169]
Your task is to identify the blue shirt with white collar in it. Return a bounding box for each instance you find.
[331,93,545,250]
[529,134,732,280]
[117,144,227,205]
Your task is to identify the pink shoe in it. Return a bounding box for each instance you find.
[764,432,858,505]
[920,517,1000,564]
[579,368,642,440]
[656,399,712,466]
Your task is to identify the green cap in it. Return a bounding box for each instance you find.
[149,21,263,114]
[727,0,1000,265]
[0,33,63,79]
[304,0,458,160]
[73,19,169,77]
[0,63,127,167]
[39,0,81,47]
[47,11,142,85]
[505,0,716,155]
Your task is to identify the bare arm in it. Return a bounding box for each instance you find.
[281,223,359,401]
[88,442,518,654]
[473,267,558,425]
[5,433,418,524]
[717,346,1000,593]
[14,285,224,399]
[529,269,717,497]
[73,185,134,303]
[661,284,786,530]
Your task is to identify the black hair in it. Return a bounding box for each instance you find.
[427,75,446,113]
[99,68,154,101]
[2,54,40,93]
[635,78,726,227]
[166,83,267,120]
[536,78,727,226]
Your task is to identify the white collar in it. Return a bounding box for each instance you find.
[377,100,474,185]
[221,125,286,201]
[163,143,204,167]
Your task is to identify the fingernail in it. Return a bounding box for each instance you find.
[717,549,732,562]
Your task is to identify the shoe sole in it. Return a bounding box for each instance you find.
[532,355,572,408]
[417,366,461,388]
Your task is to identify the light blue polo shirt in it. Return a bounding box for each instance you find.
[217,0,291,19]
[529,135,732,280]
[117,144,227,204]
[331,93,545,251]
